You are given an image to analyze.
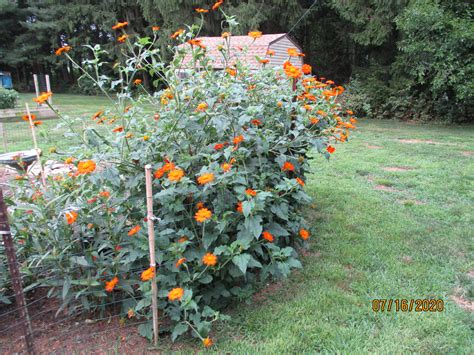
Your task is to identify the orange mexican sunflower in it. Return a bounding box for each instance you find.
[163,161,175,172]
[92,110,103,120]
[194,208,212,223]
[87,197,97,204]
[333,86,345,95]
[245,188,257,197]
[112,126,124,132]
[299,228,310,240]
[327,145,335,154]
[152,26,160,31]
[221,31,231,38]
[277,101,283,107]
[326,80,335,85]
[105,277,119,292]
[133,79,142,85]
[31,120,42,126]
[212,0,224,11]
[195,8,209,13]
[248,31,262,39]
[175,258,187,268]
[226,68,237,76]
[33,92,52,104]
[141,266,155,281]
[196,202,205,209]
[112,21,128,30]
[316,110,327,116]
[303,104,312,111]
[202,252,217,266]
[128,225,141,236]
[55,46,71,56]
[262,231,274,242]
[170,28,184,39]
[117,34,129,43]
[178,236,188,243]
[310,117,320,125]
[346,110,354,115]
[266,49,275,56]
[203,337,213,348]
[236,201,243,213]
[77,160,96,174]
[214,143,225,150]
[168,168,184,182]
[65,211,78,224]
[196,102,208,112]
[64,157,74,164]
[302,64,312,74]
[350,117,357,124]
[168,287,184,301]
[259,59,270,64]
[154,113,160,120]
[251,119,263,126]
[233,135,244,145]
[295,177,305,186]
[143,135,150,141]
[282,161,295,172]
[197,173,214,185]
[283,62,302,79]
[287,48,299,57]
[221,162,232,172]
[22,114,36,121]
[99,191,110,198]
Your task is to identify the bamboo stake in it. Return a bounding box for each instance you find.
[144,164,159,346]
[25,103,46,187]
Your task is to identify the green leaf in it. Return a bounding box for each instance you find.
[138,321,153,341]
[171,323,189,342]
[232,254,251,274]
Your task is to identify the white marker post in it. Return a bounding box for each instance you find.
[144,164,159,346]
[25,103,46,187]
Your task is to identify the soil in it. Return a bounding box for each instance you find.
[382,167,414,172]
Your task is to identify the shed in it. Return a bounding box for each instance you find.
[0,71,13,89]
[178,33,303,72]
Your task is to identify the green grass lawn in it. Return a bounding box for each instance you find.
[4,95,473,352]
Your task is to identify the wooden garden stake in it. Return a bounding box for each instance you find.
[25,103,46,187]
[33,74,40,106]
[45,75,52,105]
[144,164,159,346]
[0,188,35,354]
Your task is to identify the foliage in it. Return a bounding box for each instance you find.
[0,87,19,109]
[4,11,356,345]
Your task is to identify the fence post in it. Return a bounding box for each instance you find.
[144,164,159,346]
[33,74,40,107]
[45,75,52,105]
[0,188,35,354]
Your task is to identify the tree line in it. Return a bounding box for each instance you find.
[0,0,472,121]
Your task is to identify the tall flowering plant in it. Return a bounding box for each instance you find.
[6,5,356,347]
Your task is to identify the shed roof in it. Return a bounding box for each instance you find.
[177,33,301,70]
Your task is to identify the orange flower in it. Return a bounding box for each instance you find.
[283,62,302,79]
[266,49,275,56]
[55,46,71,56]
[22,114,36,121]
[154,113,160,120]
[196,202,205,209]
[245,188,257,197]
[196,102,208,112]
[233,135,244,145]
[152,26,160,31]
[197,173,214,185]
[154,168,165,179]
[316,110,327,116]
[194,208,212,223]
[33,92,52,104]
[259,59,270,64]
[302,64,312,74]
[221,31,231,38]
[221,162,232,172]
[251,119,263,126]
[64,157,74,164]
[287,48,299,57]
[33,121,43,126]
[295,177,305,186]
[112,126,124,133]
[128,225,141,236]
[282,161,295,172]
[195,8,209,13]
[168,287,184,301]
[262,231,274,242]
[327,145,335,154]
[163,161,176,172]
[178,237,188,243]
[99,191,110,198]
[92,110,103,120]
[175,258,187,268]
[214,143,225,150]
[168,168,185,182]
[248,31,262,39]
[277,101,283,107]
[299,228,310,240]
[212,0,224,11]
[170,28,184,39]
[65,211,78,225]
[202,252,217,266]
[141,266,155,281]
[105,277,119,292]
[203,337,213,348]
[346,110,354,115]
[77,160,96,174]
[236,201,243,213]
[226,68,237,76]
[350,117,357,124]
[133,79,142,85]
[310,117,320,124]
[117,34,129,43]
[112,21,128,30]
